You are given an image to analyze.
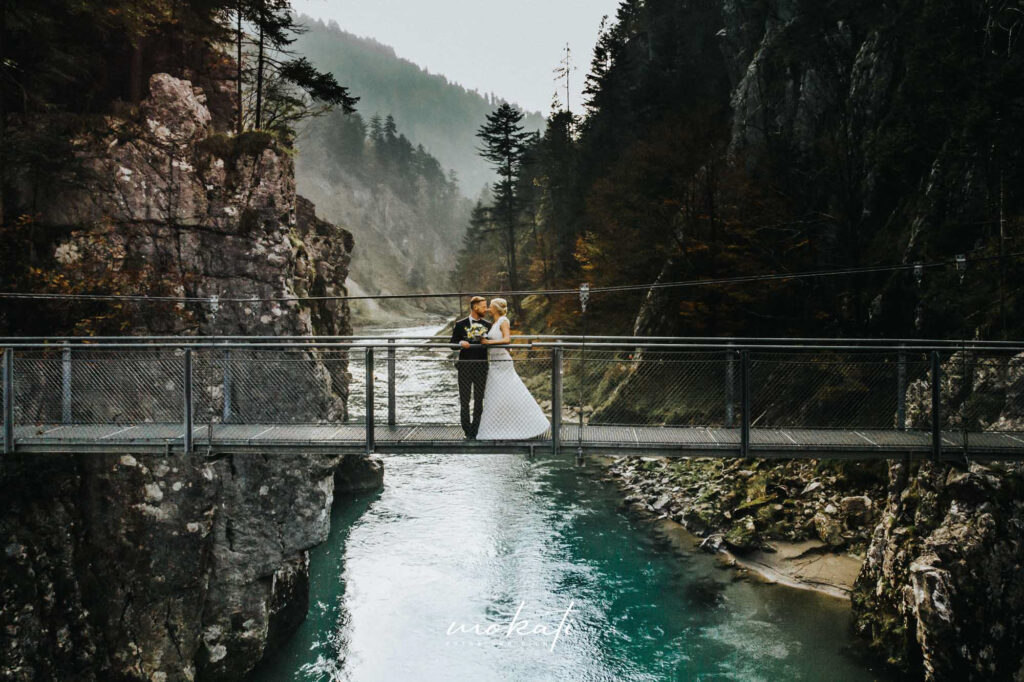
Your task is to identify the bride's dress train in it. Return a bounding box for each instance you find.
[475,315,550,440]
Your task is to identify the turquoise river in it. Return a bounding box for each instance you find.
[251,323,888,681]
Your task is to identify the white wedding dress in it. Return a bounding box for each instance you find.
[475,316,551,440]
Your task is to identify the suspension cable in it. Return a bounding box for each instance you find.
[0,251,1020,306]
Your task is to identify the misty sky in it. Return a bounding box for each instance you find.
[291,0,623,114]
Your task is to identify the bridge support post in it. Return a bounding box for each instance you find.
[183,348,193,455]
[62,343,72,424]
[551,345,563,455]
[931,350,941,462]
[365,346,375,455]
[725,344,735,428]
[740,349,750,458]
[3,348,13,455]
[896,346,907,431]
[387,339,396,427]
[222,349,232,424]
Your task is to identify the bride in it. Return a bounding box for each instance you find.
[474,298,551,440]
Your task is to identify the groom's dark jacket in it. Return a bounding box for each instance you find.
[450,316,492,361]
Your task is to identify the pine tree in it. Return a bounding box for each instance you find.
[240,0,357,134]
[476,103,533,313]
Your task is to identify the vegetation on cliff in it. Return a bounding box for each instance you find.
[456,0,1024,342]
[0,0,358,335]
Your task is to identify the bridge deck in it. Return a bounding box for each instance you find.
[10,423,1024,459]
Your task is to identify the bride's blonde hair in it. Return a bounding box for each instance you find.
[490,298,508,316]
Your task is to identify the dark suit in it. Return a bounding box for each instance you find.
[450,316,492,438]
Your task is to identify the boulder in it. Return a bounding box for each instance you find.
[724,517,758,554]
[841,495,874,527]
[813,511,845,547]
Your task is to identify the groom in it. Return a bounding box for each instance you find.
[450,296,492,439]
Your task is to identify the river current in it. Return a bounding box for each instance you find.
[251,323,883,681]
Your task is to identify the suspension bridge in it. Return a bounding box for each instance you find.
[2,335,1023,461]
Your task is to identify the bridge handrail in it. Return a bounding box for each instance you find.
[3,336,1024,461]
[1,334,1022,351]
[1,339,1022,353]
[0,341,533,350]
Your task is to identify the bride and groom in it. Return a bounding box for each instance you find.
[449,296,550,440]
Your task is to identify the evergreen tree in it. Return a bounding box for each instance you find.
[239,0,357,135]
[475,103,533,313]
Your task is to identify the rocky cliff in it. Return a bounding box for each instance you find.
[29,73,353,339]
[852,352,1024,680]
[1,450,382,681]
[1,72,381,680]
[603,3,1024,678]
[603,349,1024,680]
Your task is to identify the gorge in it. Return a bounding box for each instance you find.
[2,1,1023,680]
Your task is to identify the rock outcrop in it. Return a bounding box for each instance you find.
[605,456,886,557]
[1,449,384,681]
[34,73,353,340]
[852,458,1024,681]
[603,349,1024,679]
[851,352,1024,680]
[1,72,377,680]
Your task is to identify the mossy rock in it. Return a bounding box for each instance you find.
[724,517,759,553]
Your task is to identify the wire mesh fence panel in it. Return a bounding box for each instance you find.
[376,345,461,426]
[11,349,65,425]
[750,351,931,430]
[579,349,739,428]
[198,347,355,425]
[15,348,187,426]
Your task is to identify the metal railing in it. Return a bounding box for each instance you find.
[2,338,1024,459]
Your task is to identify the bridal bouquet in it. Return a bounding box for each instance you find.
[466,323,487,342]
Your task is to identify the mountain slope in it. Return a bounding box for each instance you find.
[292,15,546,195]
[294,109,472,322]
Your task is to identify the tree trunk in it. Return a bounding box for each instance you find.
[507,216,521,315]
[236,2,243,134]
[130,41,144,105]
[255,18,264,130]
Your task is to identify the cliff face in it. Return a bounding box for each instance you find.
[852,353,1024,680]
[623,0,1020,341]
[32,73,353,339]
[614,4,1023,677]
[1,452,382,680]
[853,458,1024,680]
[1,73,378,680]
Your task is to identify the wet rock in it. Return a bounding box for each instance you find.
[334,456,385,494]
[699,533,725,554]
[651,495,672,512]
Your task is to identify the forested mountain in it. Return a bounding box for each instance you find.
[456,0,1024,342]
[295,108,472,321]
[291,15,546,195]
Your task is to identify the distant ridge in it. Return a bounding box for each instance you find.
[293,15,547,195]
